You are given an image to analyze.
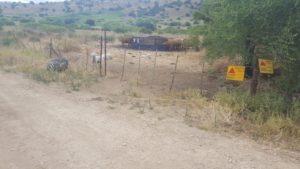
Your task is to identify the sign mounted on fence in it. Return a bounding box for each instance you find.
[226,66,245,81]
[259,59,274,74]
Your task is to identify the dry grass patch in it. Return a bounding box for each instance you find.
[0,47,97,91]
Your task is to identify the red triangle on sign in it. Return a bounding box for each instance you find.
[261,61,266,66]
[229,68,235,74]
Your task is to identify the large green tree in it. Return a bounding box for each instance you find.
[196,0,300,96]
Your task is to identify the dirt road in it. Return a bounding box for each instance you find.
[0,72,299,169]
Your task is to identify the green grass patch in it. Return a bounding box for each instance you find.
[24,22,69,33]
[40,11,137,32]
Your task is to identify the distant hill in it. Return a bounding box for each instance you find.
[0,0,201,34]
[0,0,201,19]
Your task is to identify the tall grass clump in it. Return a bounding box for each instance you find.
[215,90,286,121]
[291,100,300,123]
[58,39,81,53]
[163,89,208,108]
[215,90,290,123]
[21,67,97,91]
[0,48,46,67]
[59,70,98,91]
[28,68,60,83]
[214,89,300,149]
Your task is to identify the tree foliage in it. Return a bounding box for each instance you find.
[136,19,157,34]
[85,19,96,26]
[186,26,202,50]
[197,0,300,96]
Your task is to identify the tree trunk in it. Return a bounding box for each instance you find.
[250,45,258,96]
[250,65,259,96]
[245,36,258,96]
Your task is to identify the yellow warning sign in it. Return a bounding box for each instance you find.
[259,59,274,74]
[226,66,245,81]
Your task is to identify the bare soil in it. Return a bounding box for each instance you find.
[0,70,300,169]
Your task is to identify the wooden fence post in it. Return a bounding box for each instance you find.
[200,62,205,95]
[85,47,89,71]
[120,48,127,81]
[169,55,179,92]
[137,45,142,86]
[49,38,52,58]
[99,36,103,76]
[151,49,158,88]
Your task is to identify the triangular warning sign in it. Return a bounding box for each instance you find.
[260,61,266,66]
[229,68,235,74]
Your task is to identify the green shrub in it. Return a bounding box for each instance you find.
[0,17,15,26]
[291,100,300,123]
[249,92,288,120]
[2,38,14,46]
[24,22,68,33]
[101,21,132,33]
[114,27,128,33]
[169,21,181,26]
[85,19,96,26]
[23,68,97,91]
[105,35,115,43]
[19,17,35,23]
[215,90,289,124]
[184,22,191,27]
[214,90,249,113]
[61,70,98,91]
[30,69,59,84]
[157,27,185,34]
[64,17,79,25]
[136,19,157,33]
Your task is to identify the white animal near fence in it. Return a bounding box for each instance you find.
[90,52,112,64]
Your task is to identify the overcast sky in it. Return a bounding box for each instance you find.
[0,0,65,2]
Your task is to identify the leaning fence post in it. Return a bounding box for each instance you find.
[169,55,179,92]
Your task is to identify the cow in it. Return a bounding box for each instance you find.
[119,36,132,47]
[164,38,185,51]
